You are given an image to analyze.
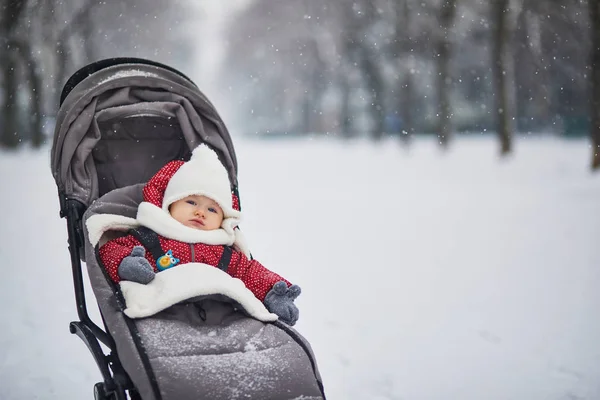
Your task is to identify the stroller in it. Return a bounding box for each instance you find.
[50,58,326,400]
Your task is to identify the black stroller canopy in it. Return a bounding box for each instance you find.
[51,58,238,208]
[59,58,197,106]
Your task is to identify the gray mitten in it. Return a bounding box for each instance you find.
[118,246,155,284]
[264,281,301,326]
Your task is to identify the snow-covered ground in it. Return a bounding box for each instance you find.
[1,135,599,400]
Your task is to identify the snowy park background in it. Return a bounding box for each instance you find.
[2,1,600,399]
[1,135,600,399]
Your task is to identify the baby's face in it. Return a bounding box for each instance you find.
[169,195,224,231]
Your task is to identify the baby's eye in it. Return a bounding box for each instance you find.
[208,207,217,214]
[186,200,196,206]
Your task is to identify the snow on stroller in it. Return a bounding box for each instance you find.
[50,58,325,400]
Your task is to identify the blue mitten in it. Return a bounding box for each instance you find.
[264,281,301,326]
[118,246,155,284]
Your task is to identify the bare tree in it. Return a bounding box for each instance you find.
[436,0,458,148]
[0,0,27,148]
[337,25,356,137]
[49,0,100,93]
[514,1,589,136]
[590,0,600,170]
[354,0,386,140]
[388,0,445,143]
[517,4,554,132]
[491,0,522,155]
[336,0,365,137]
[13,35,43,147]
[391,0,419,145]
[0,0,196,150]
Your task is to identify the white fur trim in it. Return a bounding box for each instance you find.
[233,228,251,259]
[162,145,240,218]
[137,202,237,245]
[86,214,140,247]
[120,263,278,321]
[86,203,251,255]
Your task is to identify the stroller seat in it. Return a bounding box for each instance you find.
[83,183,324,400]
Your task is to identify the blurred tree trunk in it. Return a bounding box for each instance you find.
[338,73,353,137]
[53,0,99,97]
[296,41,326,134]
[301,93,311,134]
[522,8,553,132]
[402,69,414,140]
[340,0,385,141]
[491,0,521,156]
[361,1,385,141]
[590,0,600,170]
[14,37,44,147]
[392,0,417,146]
[361,53,386,140]
[337,0,364,138]
[309,44,327,134]
[436,0,457,149]
[1,51,21,148]
[78,3,96,62]
[54,38,69,96]
[0,0,27,149]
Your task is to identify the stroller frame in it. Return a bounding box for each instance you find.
[62,196,137,400]
[58,58,197,400]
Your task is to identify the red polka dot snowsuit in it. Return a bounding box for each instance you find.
[98,159,290,302]
[99,236,289,301]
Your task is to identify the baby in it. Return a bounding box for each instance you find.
[98,145,300,325]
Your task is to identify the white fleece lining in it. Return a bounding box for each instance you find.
[136,202,237,245]
[86,214,141,247]
[86,204,252,257]
[120,263,278,321]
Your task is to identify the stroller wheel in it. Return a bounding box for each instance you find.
[93,382,109,400]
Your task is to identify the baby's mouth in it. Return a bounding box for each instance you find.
[189,218,205,227]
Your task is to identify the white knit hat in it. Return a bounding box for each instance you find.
[162,144,241,219]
